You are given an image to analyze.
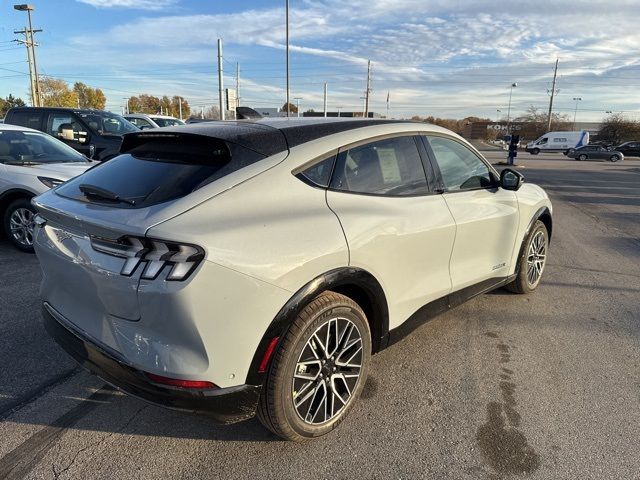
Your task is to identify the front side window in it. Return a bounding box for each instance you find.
[425,136,494,191]
[537,138,548,145]
[151,117,185,127]
[47,114,83,141]
[127,117,153,128]
[78,112,138,136]
[330,136,429,196]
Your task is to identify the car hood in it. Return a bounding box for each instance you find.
[24,162,92,180]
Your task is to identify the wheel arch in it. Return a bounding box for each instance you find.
[0,188,37,220]
[245,267,389,386]
[515,206,552,274]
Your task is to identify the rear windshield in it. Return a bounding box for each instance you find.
[55,136,265,208]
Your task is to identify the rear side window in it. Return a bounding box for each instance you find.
[298,154,336,187]
[8,110,43,130]
[330,136,429,196]
[56,136,265,208]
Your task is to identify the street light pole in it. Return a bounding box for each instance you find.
[285,0,290,117]
[496,109,501,123]
[14,4,42,107]
[506,83,517,135]
[573,97,582,129]
[294,97,301,117]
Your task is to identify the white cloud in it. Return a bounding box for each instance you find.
[76,0,177,10]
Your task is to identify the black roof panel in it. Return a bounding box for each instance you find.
[121,118,410,157]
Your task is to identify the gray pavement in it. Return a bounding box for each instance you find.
[0,153,639,479]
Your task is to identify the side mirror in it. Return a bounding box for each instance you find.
[500,168,524,191]
[60,128,75,141]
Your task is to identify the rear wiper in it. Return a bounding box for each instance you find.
[79,184,136,206]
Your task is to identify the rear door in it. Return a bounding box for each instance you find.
[6,109,45,132]
[326,134,456,328]
[423,135,519,291]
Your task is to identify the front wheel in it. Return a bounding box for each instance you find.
[257,291,371,441]
[3,198,36,253]
[531,148,540,155]
[505,220,549,294]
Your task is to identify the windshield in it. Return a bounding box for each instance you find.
[150,117,185,127]
[0,130,88,164]
[78,111,139,136]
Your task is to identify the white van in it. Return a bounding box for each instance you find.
[526,131,589,155]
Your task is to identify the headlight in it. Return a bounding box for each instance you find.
[38,177,64,189]
[90,235,204,281]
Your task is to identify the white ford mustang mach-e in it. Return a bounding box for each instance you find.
[32,118,552,441]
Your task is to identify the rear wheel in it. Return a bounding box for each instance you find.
[257,291,371,441]
[3,198,36,253]
[506,220,548,294]
[578,154,588,161]
[609,154,620,162]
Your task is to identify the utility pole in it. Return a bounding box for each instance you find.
[364,60,371,118]
[285,0,290,117]
[14,4,42,107]
[178,97,183,120]
[236,62,240,109]
[217,38,225,120]
[323,83,328,117]
[386,90,390,119]
[506,82,517,134]
[546,58,559,132]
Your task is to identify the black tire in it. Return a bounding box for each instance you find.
[609,154,620,162]
[531,148,540,155]
[3,198,36,253]
[505,220,549,294]
[257,291,371,441]
[578,154,587,161]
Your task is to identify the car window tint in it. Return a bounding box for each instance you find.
[426,136,494,191]
[330,136,429,196]
[299,154,336,187]
[9,111,43,130]
[47,114,82,139]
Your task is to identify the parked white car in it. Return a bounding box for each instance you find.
[0,124,91,251]
[124,114,185,129]
[33,119,552,440]
[526,130,589,155]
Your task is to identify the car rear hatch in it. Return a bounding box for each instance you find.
[33,124,288,351]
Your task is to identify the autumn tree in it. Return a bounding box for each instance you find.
[0,94,26,117]
[126,94,190,118]
[513,106,571,140]
[39,77,79,108]
[280,102,298,114]
[596,113,640,145]
[73,82,106,109]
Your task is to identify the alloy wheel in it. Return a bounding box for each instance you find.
[9,207,35,248]
[526,230,547,287]
[292,317,363,425]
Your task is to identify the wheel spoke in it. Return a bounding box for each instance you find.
[292,316,364,425]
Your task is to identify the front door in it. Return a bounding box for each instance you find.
[326,134,456,328]
[423,135,519,291]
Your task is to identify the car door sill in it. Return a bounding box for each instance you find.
[385,274,516,347]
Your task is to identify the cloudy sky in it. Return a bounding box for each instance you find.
[1,0,639,121]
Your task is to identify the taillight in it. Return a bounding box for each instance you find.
[90,235,204,281]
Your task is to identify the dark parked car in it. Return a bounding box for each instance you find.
[4,107,138,161]
[568,145,624,162]
[614,141,640,157]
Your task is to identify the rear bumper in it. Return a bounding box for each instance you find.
[42,303,261,424]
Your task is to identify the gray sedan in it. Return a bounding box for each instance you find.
[568,145,624,162]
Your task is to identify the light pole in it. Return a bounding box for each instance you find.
[572,97,582,129]
[496,109,501,123]
[285,0,290,117]
[122,97,130,114]
[14,4,41,106]
[506,83,517,135]
[294,97,302,117]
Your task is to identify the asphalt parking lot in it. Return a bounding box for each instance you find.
[0,151,639,479]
